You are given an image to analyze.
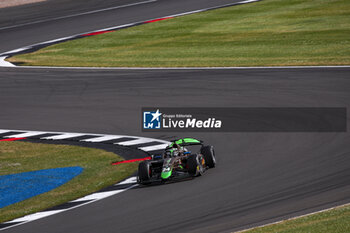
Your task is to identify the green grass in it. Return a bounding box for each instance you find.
[241,204,350,233]
[8,0,350,67]
[0,141,137,223]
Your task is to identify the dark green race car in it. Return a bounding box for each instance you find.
[137,138,216,185]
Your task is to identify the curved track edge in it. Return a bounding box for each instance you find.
[0,0,261,67]
[0,129,170,231]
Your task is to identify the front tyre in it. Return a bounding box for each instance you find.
[138,161,152,184]
[201,145,216,168]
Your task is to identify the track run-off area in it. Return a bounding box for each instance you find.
[0,0,349,232]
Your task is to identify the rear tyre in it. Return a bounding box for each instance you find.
[201,145,216,168]
[187,154,202,177]
[138,161,151,184]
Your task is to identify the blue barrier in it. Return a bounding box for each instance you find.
[0,167,83,209]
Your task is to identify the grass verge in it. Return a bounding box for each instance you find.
[0,141,137,223]
[240,204,350,233]
[8,0,350,67]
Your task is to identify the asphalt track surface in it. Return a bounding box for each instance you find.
[0,1,350,233]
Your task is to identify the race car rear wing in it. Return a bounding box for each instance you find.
[168,138,203,148]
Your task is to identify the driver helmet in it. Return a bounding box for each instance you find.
[164,149,174,158]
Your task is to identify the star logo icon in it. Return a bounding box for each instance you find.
[150,109,162,122]
[143,109,162,129]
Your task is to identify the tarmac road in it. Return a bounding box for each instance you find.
[0,0,349,232]
[0,67,349,232]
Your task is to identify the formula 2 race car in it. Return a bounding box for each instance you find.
[137,138,216,185]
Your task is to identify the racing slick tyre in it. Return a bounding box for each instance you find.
[201,145,216,168]
[138,161,152,184]
[187,154,203,177]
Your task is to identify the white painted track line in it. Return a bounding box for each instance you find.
[6,210,66,223]
[40,36,72,45]
[240,0,259,3]
[139,143,169,151]
[4,131,47,138]
[71,178,138,203]
[81,135,124,142]
[0,56,15,67]
[0,130,11,134]
[41,133,85,140]
[116,138,155,146]
[116,176,138,185]
[71,190,124,202]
